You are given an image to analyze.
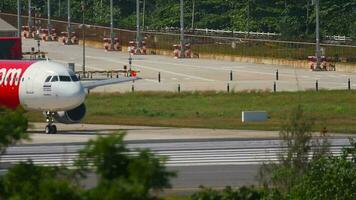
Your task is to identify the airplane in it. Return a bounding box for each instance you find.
[0,59,139,134]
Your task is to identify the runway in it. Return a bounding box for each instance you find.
[1,125,353,191]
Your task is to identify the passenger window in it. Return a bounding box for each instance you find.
[59,76,71,82]
[45,76,52,82]
[71,75,79,82]
[51,76,59,82]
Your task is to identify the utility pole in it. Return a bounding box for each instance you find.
[142,0,146,30]
[28,0,32,36]
[180,0,184,58]
[191,0,195,30]
[306,0,310,34]
[136,0,141,50]
[314,0,321,70]
[58,0,61,17]
[247,0,250,35]
[17,0,21,37]
[67,0,72,44]
[81,1,86,76]
[47,0,52,40]
[110,0,114,50]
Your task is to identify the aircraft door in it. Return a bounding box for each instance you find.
[25,67,39,94]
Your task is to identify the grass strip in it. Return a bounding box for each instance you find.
[27,90,356,133]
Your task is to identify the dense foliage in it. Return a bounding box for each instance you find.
[1,0,355,38]
[0,108,29,154]
[0,133,175,200]
[75,133,176,200]
[290,139,356,200]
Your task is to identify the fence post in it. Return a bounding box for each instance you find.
[230,70,233,81]
[158,72,161,83]
[348,78,351,90]
[316,80,319,91]
[273,82,276,92]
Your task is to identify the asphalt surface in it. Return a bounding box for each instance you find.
[22,38,356,92]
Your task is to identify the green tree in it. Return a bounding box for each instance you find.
[290,139,356,199]
[0,108,29,154]
[2,0,355,38]
[351,21,356,40]
[258,105,330,194]
[0,161,82,200]
[0,132,175,199]
[75,133,176,200]
[191,185,283,200]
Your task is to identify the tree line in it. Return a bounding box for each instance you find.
[1,0,356,40]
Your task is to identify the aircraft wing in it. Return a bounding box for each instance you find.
[81,77,140,90]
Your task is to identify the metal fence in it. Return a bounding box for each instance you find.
[1,13,355,63]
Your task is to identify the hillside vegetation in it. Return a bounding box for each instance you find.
[2,0,355,40]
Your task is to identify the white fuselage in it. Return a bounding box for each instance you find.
[18,61,86,111]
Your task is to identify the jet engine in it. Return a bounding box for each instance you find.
[53,103,86,124]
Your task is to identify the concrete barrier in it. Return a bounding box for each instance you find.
[242,111,268,122]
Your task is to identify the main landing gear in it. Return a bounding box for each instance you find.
[45,111,57,134]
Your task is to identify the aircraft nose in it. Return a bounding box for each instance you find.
[69,83,86,106]
[57,83,86,110]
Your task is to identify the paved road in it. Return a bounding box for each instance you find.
[1,136,351,191]
[22,39,356,92]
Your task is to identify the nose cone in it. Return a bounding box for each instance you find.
[68,83,86,108]
[57,82,86,110]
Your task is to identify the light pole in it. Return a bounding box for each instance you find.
[142,0,146,30]
[58,0,61,17]
[180,0,184,58]
[81,1,86,76]
[17,0,21,37]
[28,0,32,36]
[47,0,52,40]
[136,0,141,50]
[67,0,72,44]
[191,0,195,30]
[315,0,321,70]
[110,0,114,50]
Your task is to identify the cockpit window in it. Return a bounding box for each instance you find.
[51,76,58,82]
[59,76,71,82]
[71,75,79,82]
[45,76,52,82]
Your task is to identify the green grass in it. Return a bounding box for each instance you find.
[27,90,356,133]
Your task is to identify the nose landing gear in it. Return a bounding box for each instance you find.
[45,111,57,134]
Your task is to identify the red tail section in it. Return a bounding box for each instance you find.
[0,60,35,109]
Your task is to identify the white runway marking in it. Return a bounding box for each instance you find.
[1,143,344,167]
